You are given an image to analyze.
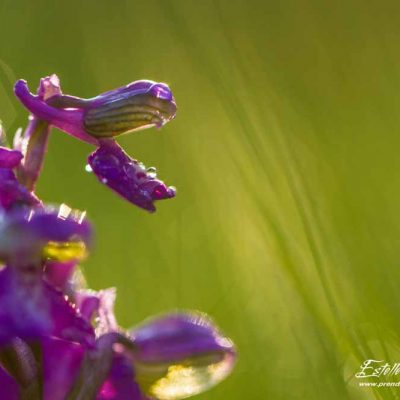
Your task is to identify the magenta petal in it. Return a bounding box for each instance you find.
[83,80,176,138]
[89,80,174,106]
[0,205,91,264]
[0,147,23,169]
[96,288,118,335]
[130,312,235,364]
[44,260,76,290]
[45,281,95,346]
[0,267,52,343]
[37,74,62,101]
[87,140,175,212]
[42,337,85,400]
[0,267,94,346]
[75,290,100,322]
[0,168,40,210]
[14,80,98,145]
[25,207,91,244]
[129,312,236,400]
[2,204,90,242]
[97,354,142,400]
[75,288,118,331]
[0,365,20,400]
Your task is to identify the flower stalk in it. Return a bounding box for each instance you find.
[0,74,236,399]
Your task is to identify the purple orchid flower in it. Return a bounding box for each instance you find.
[14,76,177,212]
[14,79,176,144]
[129,312,236,400]
[0,74,236,399]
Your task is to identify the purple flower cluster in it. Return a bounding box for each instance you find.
[0,75,236,399]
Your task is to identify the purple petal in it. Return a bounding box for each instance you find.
[37,74,62,101]
[83,80,177,138]
[130,312,235,364]
[97,353,142,400]
[96,288,118,336]
[0,168,40,210]
[14,80,98,145]
[75,290,100,322]
[0,205,91,264]
[43,260,76,290]
[15,78,176,141]
[129,312,236,400]
[42,337,85,400]
[149,83,174,101]
[0,147,23,169]
[26,205,91,244]
[90,80,174,105]
[0,266,95,347]
[75,287,119,333]
[46,281,95,346]
[87,140,175,212]
[0,365,20,400]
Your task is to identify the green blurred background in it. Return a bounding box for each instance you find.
[2,0,400,398]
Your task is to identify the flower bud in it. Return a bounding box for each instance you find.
[129,312,236,400]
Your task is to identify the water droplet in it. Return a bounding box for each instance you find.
[102,178,108,184]
[146,167,157,178]
[85,164,93,173]
[168,186,177,196]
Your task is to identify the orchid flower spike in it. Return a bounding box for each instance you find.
[0,73,236,399]
[14,79,177,145]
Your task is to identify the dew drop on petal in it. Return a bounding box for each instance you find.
[147,167,157,179]
[85,164,93,173]
[168,186,177,196]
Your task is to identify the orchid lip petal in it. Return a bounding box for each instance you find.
[87,140,176,212]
